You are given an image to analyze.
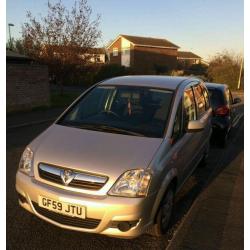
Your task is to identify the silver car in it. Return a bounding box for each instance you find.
[16,76,212,238]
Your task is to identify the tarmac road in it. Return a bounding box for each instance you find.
[6,106,244,250]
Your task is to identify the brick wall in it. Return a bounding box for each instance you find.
[133,46,178,73]
[108,37,122,65]
[108,38,178,73]
[6,63,50,112]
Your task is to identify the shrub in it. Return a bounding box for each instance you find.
[207,51,243,90]
[94,64,132,82]
[154,64,169,75]
[184,63,208,76]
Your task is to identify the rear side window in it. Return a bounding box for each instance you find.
[207,88,225,109]
[183,87,196,128]
[193,84,206,118]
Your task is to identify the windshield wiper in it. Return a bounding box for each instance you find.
[76,123,145,137]
[98,125,145,137]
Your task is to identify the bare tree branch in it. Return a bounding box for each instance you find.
[21,0,101,90]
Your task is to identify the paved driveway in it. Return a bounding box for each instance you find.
[7,106,244,250]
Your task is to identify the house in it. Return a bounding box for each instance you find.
[84,48,106,64]
[106,34,180,73]
[177,51,202,67]
[6,50,50,112]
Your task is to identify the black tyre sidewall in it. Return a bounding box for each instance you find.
[157,187,174,235]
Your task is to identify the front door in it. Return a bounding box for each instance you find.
[169,101,195,185]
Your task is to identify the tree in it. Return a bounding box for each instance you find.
[185,63,208,76]
[22,0,101,92]
[6,41,12,51]
[6,39,27,55]
[207,51,243,90]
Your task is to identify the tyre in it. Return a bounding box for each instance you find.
[148,186,174,237]
[218,130,228,148]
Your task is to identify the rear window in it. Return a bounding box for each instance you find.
[207,88,225,109]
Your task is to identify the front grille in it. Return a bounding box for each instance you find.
[38,163,108,190]
[39,169,62,184]
[32,202,100,229]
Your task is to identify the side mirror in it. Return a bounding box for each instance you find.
[233,97,241,104]
[187,120,205,133]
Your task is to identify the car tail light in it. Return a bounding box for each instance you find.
[214,105,229,116]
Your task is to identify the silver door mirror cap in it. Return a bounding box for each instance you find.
[187,120,205,132]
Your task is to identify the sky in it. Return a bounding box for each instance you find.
[6,0,244,60]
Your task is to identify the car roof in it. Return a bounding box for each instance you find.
[205,82,228,90]
[99,75,200,90]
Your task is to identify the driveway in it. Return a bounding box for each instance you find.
[6,105,244,250]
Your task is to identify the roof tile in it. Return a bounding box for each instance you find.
[121,34,179,48]
[177,51,201,59]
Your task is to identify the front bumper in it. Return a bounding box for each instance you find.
[16,171,155,239]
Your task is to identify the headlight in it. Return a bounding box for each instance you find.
[108,169,151,197]
[19,147,34,175]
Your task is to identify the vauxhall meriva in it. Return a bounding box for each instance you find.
[16,76,212,238]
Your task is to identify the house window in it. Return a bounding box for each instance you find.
[113,48,118,56]
[95,55,101,63]
[122,49,130,55]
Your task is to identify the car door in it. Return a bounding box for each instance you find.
[168,85,199,186]
[181,84,206,179]
[191,83,211,162]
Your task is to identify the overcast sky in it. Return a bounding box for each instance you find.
[6,0,244,60]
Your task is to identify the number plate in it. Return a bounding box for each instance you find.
[38,196,85,219]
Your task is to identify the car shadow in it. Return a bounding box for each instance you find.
[7,119,243,250]
[165,117,243,241]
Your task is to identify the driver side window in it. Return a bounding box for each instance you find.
[183,87,197,129]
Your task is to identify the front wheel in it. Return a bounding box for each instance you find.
[148,187,174,237]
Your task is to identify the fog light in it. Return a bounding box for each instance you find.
[117,222,131,232]
[110,220,139,232]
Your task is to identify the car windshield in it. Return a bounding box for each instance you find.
[58,85,173,138]
[207,88,225,109]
